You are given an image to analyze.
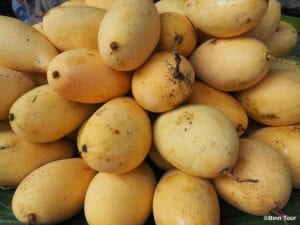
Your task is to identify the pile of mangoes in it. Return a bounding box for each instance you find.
[0,0,299,224]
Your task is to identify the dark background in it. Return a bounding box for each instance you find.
[0,1,15,17]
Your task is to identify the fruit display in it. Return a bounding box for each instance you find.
[0,0,299,225]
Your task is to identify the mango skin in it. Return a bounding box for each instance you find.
[9,85,97,143]
[0,16,58,73]
[47,48,131,103]
[185,81,248,136]
[157,12,197,57]
[153,104,239,178]
[185,0,268,38]
[0,131,74,186]
[266,21,298,57]
[12,158,96,225]
[153,169,220,225]
[0,67,35,119]
[43,6,106,51]
[77,97,152,174]
[245,0,281,42]
[236,69,300,126]
[132,51,195,113]
[85,0,116,9]
[99,0,160,71]
[189,37,269,92]
[155,0,187,15]
[248,125,300,188]
[213,138,292,216]
[84,162,156,225]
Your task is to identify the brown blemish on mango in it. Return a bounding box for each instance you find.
[110,41,119,51]
[52,71,60,79]
[82,144,88,153]
[174,34,183,45]
[114,129,120,135]
[236,124,246,133]
[8,113,14,122]
[262,114,280,120]
[209,39,217,45]
[173,53,185,81]
[0,145,10,151]
[27,213,37,225]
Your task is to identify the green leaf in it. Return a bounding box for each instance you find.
[1,188,299,225]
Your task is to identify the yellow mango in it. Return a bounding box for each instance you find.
[249,125,300,188]
[236,69,300,126]
[0,67,35,119]
[47,48,131,103]
[84,163,156,225]
[132,51,195,113]
[43,6,106,51]
[0,131,74,186]
[185,82,248,135]
[98,0,160,71]
[12,158,96,224]
[157,12,197,57]
[155,0,186,15]
[153,169,220,225]
[9,85,97,143]
[213,138,292,216]
[85,0,116,9]
[78,97,151,174]
[0,16,58,73]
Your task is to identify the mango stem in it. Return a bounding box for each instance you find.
[27,213,36,225]
[266,53,300,67]
[270,208,289,225]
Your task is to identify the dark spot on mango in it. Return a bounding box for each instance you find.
[245,18,252,24]
[289,126,300,132]
[8,113,14,121]
[209,39,217,45]
[27,213,36,225]
[174,34,183,45]
[263,114,280,120]
[236,124,246,133]
[52,71,60,79]
[114,129,120,135]
[110,41,119,51]
[0,145,10,151]
[173,53,185,80]
[32,93,39,103]
[82,144,88,153]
